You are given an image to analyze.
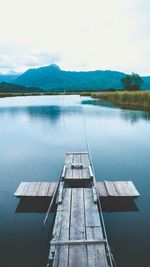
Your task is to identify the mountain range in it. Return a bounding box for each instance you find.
[0,82,41,93]
[1,64,150,91]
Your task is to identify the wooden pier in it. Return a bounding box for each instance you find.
[48,152,112,267]
[14,152,140,267]
[15,181,140,198]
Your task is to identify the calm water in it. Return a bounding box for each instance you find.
[0,95,150,267]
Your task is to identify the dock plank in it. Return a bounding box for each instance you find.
[69,188,88,267]
[81,154,90,167]
[104,181,118,197]
[86,227,109,267]
[52,189,72,267]
[84,188,101,227]
[84,188,109,267]
[82,168,90,179]
[25,182,41,196]
[14,181,140,198]
[73,154,81,164]
[36,182,50,196]
[65,167,73,179]
[14,182,31,196]
[114,181,129,196]
[65,154,73,165]
[47,182,57,197]
[72,168,79,179]
[97,182,108,197]
[126,181,140,197]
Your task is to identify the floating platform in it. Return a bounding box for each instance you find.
[14,152,140,267]
[14,181,140,198]
[48,152,112,267]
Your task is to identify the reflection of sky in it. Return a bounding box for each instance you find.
[1,96,150,125]
[0,95,81,107]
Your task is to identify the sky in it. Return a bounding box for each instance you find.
[0,0,150,75]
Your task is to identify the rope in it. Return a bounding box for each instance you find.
[80,94,117,267]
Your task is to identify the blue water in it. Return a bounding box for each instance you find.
[0,95,149,267]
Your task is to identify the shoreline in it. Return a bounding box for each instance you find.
[1,91,150,113]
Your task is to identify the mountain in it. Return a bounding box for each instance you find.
[0,74,20,83]
[3,64,150,91]
[0,82,42,93]
[13,64,125,91]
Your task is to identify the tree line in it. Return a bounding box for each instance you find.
[121,73,143,91]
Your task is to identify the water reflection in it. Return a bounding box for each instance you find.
[16,198,56,213]
[0,105,82,124]
[81,99,114,108]
[120,109,150,123]
[101,198,139,212]
[0,97,150,126]
[82,98,150,123]
[16,196,139,213]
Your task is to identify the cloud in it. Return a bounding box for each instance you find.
[0,0,150,75]
[0,46,61,74]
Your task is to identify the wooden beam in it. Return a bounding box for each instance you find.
[50,239,107,245]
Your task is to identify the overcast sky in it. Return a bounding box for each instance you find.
[0,0,149,75]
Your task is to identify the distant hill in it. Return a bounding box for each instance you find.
[13,64,126,91]
[0,82,42,93]
[0,74,20,83]
[1,64,150,91]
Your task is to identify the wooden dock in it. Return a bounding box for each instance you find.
[15,181,140,198]
[48,152,112,267]
[14,152,140,267]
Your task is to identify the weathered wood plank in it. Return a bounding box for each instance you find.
[52,189,72,267]
[14,182,31,196]
[84,188,101,227]
[97,182,108,197]
[84,188,109,266]
[51,239,106,245]
[73,154,81,164]
[86,227,109,267]
[65,167,73,179]
[114,181,129,196]
[81,153,90,167]
[82,168,90,179]
[126,181,140,197]
[36,182,50,196]
[49,210,62,262]
[25,182,41,196]
[72,168,80,179]
[65,154,73,165]
[78,168,83,179]
[69,188,88,267]
[47,182,57,197]
[104,181,118,197]
[14,181,140,198]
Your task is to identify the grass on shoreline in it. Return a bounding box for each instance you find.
[1,90,150,112]
[89,91,150,111]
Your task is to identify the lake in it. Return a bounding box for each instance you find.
[0,95,150,267]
